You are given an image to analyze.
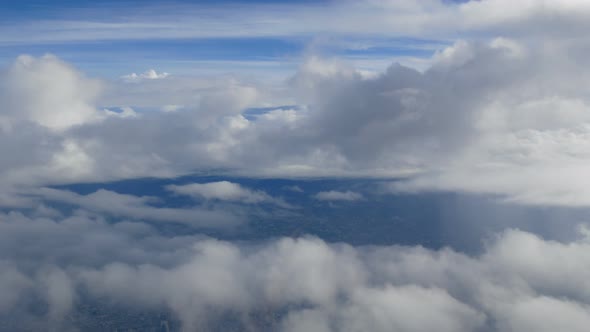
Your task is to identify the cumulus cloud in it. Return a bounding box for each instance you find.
[3,38,590,207]
[121,69,170,82]
[0,54,103,131]
[0,55,264,192]
[3,0,590,47]
[277,38,590,206]
[314,190,364,201]
[167,181,292,208]
[167,181,266,202]
[1,209,590,331]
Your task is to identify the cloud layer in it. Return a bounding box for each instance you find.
[2,2,590,330]
[3,36,590,206]
[2,208,590,331]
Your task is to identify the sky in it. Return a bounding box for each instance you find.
[0,0,459,77]
[3,0,590,331]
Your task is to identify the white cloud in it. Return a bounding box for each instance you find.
[121,69,169,82]
[1,211,590,331]
[284,185,304,193]
[4,39,590,207]
[34,187,241,228]
[2,0,590,46]
[314,190,364,201]
[167,181,292,208]
[3,41,590,206]
[0,54,103,131]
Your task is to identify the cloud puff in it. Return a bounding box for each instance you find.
[3,0,590,47]
[167,181,291,208]
[284,185,304,193]
[314,190,364,201]
[0,54,102,131]
[121,69,169,82]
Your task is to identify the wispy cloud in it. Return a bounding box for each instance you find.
[314,190,364,202]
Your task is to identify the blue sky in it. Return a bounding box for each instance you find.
[0,0,457,77]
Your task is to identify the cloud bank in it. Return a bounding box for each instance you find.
[2,209,590,331]
[2,36,590,206]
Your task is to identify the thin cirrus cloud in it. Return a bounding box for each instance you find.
[6,0,590,78]
[2,0,590,81]
[1,1,590,44]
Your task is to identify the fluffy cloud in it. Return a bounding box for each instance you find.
[167,181,291,207]
[0,54,103,131]
[1,38,590,207]
[282,39,590,205]
[0,55,262,193]
[121,69,170,82]
[168,181,267,203]
[2,37,590,207]
[2,209,590,331]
